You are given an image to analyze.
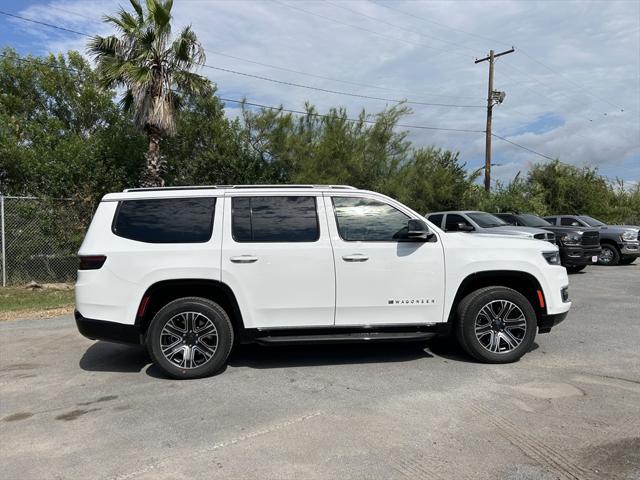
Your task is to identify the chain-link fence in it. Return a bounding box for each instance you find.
[0,196,92,286]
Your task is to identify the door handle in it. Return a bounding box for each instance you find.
[342,254,369,262]
[230,255,258,264]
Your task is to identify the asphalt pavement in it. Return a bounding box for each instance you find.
[1,264,639,479]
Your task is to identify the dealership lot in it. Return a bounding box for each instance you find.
[1,265,639,480]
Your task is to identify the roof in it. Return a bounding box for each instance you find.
[123,184,356,192]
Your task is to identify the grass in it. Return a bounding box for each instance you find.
[0,286,74,320]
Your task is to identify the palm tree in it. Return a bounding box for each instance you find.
[88,0,209,187]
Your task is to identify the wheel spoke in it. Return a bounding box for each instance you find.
[475,299,527,355]
[503,329,522,348]
[160,311,219,369]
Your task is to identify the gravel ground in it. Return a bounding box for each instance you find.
[1,264,639,480]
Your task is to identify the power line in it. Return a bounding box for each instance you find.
[203,64,484,108]
[0,52,486,134]
[491,133,556,161]
[205,49,480,101]
[0,10,92,37]
[219,97,487,133]
[0,9,483,109]
[272,0,470,61]
[324,0,477,55]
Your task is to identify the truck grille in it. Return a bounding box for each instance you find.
[581,231,599,246]
[534,232,555,243]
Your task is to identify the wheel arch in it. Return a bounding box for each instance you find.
[447,270,546,323]
[135,279,245,338]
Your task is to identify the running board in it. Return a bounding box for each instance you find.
[254,331,436,346]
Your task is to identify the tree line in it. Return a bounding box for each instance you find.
[1,47,638,224]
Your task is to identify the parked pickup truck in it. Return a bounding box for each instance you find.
[75,185,571,379]
[543,215,639,266]
[494,213,600,273]
[425,210,556,243]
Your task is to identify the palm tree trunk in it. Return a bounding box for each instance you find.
[140,130,164,187]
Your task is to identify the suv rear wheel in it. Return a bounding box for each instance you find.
[146,297,234,379]
[455,286,536,363]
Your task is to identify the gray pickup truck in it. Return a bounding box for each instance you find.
[543,215,639,266]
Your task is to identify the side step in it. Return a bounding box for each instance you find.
[254,331,436,346]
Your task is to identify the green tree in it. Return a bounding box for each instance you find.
[88,0,209,186]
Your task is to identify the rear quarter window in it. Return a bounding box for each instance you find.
[112,197,216,243]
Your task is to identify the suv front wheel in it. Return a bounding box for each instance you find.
[146,297,234,379]
[456,286,537,363]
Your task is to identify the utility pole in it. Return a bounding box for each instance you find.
[475,47,515,192]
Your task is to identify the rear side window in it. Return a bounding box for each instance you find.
[113,197,216,243]
[231,196,319,242]
[332,197,410,241]
[427,214,443,228]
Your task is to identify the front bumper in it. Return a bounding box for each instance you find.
[75,310,141,345]
[560,245,602,266]
[620,242,640,257]
[538,311,568,334]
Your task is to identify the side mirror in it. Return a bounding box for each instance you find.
[457,222,474,232]
[407,219,432,241]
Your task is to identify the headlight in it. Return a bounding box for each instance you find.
[559,233,581,245]
[621,231,637,241]
[542,251,561,265]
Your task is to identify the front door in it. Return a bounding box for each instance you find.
[222,194,335,329]
[326,194,445,326]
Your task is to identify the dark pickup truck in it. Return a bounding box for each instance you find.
[543,215,639,266]
[495,213,601,273]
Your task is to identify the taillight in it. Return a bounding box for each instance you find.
[79,255,107,270]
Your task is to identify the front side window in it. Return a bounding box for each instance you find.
[561,217,582,227]
[113,197,216,243]
[578,215,605,227]
[332,197,410,241]
[445,213,473,231]
[518,214,552,227]
[231,196,319,242]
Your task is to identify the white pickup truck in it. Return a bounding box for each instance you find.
[75,185,571,379]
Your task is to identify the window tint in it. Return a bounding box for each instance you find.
[332,197,410,241]
[231,196,319,242]
[113,197,216,243]
[427,214,443,228]
[543,217,556,225]
[467,212,507,228]
[445,214,473,231]
[495,214,517,225]
[561,217,581,227]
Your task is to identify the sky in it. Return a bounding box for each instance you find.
[1,0,639,186]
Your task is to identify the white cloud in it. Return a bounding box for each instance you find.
[13,0,640,183]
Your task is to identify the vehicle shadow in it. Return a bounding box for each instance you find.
[227,341,434,370]
[79,341,151,373]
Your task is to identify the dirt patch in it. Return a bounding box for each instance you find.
[0,306,74,322]
[3,412,34,422]
[580,437,640,479]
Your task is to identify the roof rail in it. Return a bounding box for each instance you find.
[123,184,357,192]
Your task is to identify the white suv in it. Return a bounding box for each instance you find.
[75,185,571,379]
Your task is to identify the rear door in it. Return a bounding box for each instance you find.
[326,194,445,326]
[221,194,335,329]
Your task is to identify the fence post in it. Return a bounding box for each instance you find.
[1,195,5,286]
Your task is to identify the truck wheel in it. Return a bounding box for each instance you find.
[566,265,586,273]
[456,287,536,364]
[619,257,636,265]
[146,297,234,379]
[598,244,620,266]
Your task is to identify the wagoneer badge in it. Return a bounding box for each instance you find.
[388,299,435,305]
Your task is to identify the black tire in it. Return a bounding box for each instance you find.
[598,243,620,266]
[566,265,586,273]
[455,286,537,364]
[619,257,637,265]
[146,297,234,379]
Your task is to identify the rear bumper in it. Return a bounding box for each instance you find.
[537,311,568,334]
[75,310,141,345]
[560,245,601,266]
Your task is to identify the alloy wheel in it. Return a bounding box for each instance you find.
[474,300,527,354]
[599,247,614,264]
[160,312,218,369]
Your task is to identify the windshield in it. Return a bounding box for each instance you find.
[578,215,605,227]
[468,212,508,228]
[517,214,552,227]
